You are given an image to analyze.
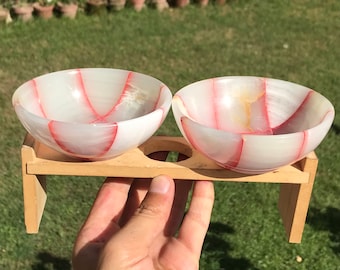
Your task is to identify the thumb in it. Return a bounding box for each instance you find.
[111,175,175,247]
[97,175,175,269]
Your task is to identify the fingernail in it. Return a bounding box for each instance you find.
[150,175,170,194]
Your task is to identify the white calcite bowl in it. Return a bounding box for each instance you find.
[172,76,335,174]
[13,68,172,160]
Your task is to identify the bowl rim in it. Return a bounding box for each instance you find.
[12,68,173,127]
[172,76,335,138]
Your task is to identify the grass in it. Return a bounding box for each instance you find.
[1,1,340,269]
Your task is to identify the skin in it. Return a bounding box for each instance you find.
[72,174,214,270]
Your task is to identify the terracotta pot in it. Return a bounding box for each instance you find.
[85,0,107,15]
[215,0,225,5]
[130,0,145,11]
[197,0,208,7]
[57,2,78,18]
[152,0,169,11]
[108,0,126,11]
[12,4,34,21]
[33,3,55,19]
[0,7,12,23]
[176,0,189,7]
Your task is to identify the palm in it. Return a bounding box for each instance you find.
[73,175,214,270]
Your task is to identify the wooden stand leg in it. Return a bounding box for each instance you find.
[278,153,318,243]
[22,135,47,233]
[22,174,46,233]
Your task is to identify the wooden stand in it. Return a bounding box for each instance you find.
[21,133,318,243]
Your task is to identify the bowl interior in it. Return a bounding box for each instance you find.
[13,68,167,124]
[174,77,334,135]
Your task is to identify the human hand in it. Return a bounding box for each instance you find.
[72,174,214,270]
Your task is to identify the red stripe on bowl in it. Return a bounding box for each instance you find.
[76,69,101,120]
[31,79,47,118]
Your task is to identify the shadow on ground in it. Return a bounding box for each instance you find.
[202,222,259,270]
[331,123,340,135]
[307,206,340,255]
[30,223,258,270]
[31,252,71,270]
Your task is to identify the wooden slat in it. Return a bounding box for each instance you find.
[278,152,318,243]
[24,134,310,183]
[21,135,47,233]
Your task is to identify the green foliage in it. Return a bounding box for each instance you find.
[1,1,340,269]
[58,0,78,5]
[36,0,57,6]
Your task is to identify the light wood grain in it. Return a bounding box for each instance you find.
[20,133,318,242]
[24,134,310,183]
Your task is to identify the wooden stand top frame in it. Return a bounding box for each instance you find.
[22,133,314,184]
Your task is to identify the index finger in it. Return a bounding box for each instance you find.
[75,177,133,249]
